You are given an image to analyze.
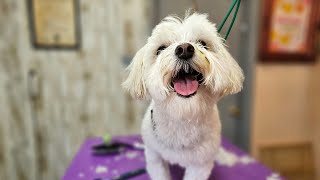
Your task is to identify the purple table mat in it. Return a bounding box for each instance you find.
[63,135,284,180]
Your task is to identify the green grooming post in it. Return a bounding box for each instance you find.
[218,0,241,40]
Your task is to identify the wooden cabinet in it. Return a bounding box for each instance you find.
[260,142,315,180]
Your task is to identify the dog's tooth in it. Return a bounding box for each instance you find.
[183,64,189,73]
[172,70,176,77]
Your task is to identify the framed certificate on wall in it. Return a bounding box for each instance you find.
[27,0,81,49]
[260,0,318,62]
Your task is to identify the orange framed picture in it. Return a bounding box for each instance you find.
[260,0,318,62]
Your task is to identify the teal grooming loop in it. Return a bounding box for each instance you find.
[218,0,241,40]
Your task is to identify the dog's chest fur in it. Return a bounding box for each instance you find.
[151,109,204,149]
[142,101,221,166]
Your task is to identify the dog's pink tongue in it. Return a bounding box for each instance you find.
[173,77,199,96]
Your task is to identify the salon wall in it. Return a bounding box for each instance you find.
[0,0,150,179]
[251,1,320,177]
[252,49,320,178]
[310,59,320,180]
[252,64,313,151]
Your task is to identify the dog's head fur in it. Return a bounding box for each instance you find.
[123,12,244,106]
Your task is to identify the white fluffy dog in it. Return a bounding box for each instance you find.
[123,12,244,180]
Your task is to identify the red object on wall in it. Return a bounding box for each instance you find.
[259,0,319,62]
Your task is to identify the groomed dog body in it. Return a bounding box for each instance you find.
[123,12,244,180]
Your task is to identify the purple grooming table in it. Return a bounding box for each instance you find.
[63,135,284,180]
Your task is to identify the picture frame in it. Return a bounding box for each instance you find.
[259,0,318,62]
[27,0,81,50]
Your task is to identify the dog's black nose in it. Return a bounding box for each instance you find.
[175,43,194,60]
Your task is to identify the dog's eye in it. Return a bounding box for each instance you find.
[198,40,208,49]
[156,45,167,55]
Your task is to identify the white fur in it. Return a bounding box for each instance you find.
[123,12,244,180]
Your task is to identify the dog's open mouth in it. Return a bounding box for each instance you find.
[171,68,203,98]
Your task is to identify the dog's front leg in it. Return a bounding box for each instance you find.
[183,162,214,180]
[145,148,171,180]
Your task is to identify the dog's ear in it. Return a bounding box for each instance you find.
[214,43,244,98]
[122,46,147,99]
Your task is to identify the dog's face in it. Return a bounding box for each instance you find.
[123,13,244,104]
